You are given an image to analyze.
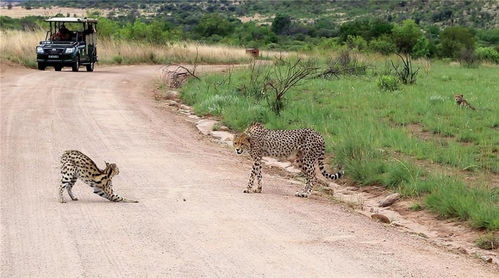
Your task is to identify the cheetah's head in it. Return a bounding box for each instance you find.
[454,94,464,102]
[104,162,120,177]
[233,133,250,155]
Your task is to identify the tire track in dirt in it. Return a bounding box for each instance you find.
[1,65,497,277]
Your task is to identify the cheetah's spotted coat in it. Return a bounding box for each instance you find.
[233,123,343,197]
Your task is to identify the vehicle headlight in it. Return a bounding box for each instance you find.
[36,46,44,54]
[64,48,75,54]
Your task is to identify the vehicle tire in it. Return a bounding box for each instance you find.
[72,58,79,72]
[37,63,46,71]
[86,62,94,72]
[54,66,62,71]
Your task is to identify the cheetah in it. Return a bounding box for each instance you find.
[454,94,476,110]
[233,123,344,198]
[59,150,138,203]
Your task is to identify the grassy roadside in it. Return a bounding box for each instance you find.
[180,59,498,231]
[0,30,285,67]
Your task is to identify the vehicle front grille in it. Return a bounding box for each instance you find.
[43,48,64,54]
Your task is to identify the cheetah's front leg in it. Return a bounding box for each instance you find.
[244,160,262,193]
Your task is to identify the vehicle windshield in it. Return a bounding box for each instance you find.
[47,22,95,43]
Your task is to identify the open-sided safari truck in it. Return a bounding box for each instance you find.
[36,17,97,72]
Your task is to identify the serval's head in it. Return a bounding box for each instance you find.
[104,162,120,178]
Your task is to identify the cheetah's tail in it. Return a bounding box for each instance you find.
[318,147,344,180]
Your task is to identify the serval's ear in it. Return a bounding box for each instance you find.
[104,161,109,167]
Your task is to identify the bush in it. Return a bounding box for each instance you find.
[425,181,499,230]
[392,19,424,54]
[377,75,400,92]
[346,35,367,51]
[369,36,396,55]
[475,47,499,63]
[439,26,475,58]
[317,50,367,78]
[475,233,498,250]
[412,36,430,58]
[391,53,420,84]
[271,14,291,35]
[458,48,479,68]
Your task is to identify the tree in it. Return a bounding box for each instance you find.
[338,18,370,41]
[271,14,291,35]
[194,14,234,37]
[392,19,424,54]
[439,26,475,58]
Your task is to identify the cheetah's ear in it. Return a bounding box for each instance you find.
[242,133,251,143]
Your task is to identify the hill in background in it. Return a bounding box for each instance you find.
[11,0,499,29]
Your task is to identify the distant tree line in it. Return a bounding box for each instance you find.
[1,11,498,63]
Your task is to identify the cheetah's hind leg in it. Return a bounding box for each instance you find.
[294,153,317,198]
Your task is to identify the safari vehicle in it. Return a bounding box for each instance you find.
[36,17,97,72]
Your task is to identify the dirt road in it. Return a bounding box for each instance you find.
[1,65,496,277]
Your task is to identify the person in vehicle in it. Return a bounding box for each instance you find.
[59,24,72,40]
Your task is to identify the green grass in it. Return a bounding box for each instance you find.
[475,233,498,250]
[181,60,499,230]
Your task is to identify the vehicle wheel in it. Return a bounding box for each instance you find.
[37,63,46,70]
[72,58,79,72]
[86,62,94,72]
[54,66,62,71]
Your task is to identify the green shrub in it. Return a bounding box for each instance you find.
[412,36,430,58]
[346,35,367,51]
[392,19,425,54]
[377,75,400,91]
[425,181,499,230]
[369,36,396,55]
[458,48,479,68]
[409,203,424,211]
[111,55,123,64]
[475,47,499,63]
[439,26,475,58]
[475,233,498,250]
[384,161,423,189]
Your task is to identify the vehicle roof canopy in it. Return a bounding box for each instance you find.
[45,17,98,23]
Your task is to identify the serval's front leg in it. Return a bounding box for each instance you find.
[244,159,262,193]
[59,163,76,203]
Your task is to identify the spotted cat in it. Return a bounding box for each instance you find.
[59,150,138,203]
[233,123,343,197]
[454,94,476,110]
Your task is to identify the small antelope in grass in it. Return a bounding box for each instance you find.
[59,150,138,203]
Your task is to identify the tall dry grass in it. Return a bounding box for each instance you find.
[99,39,254,64]
[0,30,284,67]
[0,30,43,67]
